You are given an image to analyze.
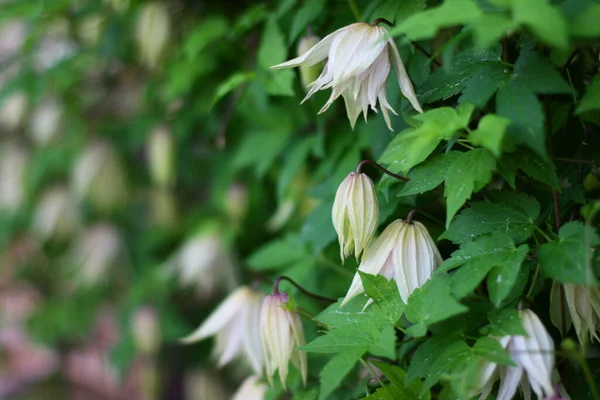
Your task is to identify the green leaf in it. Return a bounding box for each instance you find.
[362,386,408,400]
[398,152,461,196]
[247,235,310,270]
[502,150,560,189]
[289,0,325,43]
[359,272,404,324]
[371,362,430,400]
[473,337,515,366]
[182,17,228,58]
[405,274,468,333]
[260,17,295,96]
[380,106,473,174]
[390,0,483,41]
[418,49,501,104]
[482,308,527,337]
[407,333,473,394]
[315,296,385,329]
[300,323,381,353]
[442,191,540,244]
[512,46,571,94]
[368,325,397,359]
[459,62,511,108]
[212,72,255,105]
[512,0,568,49]
[470,14,515,48]
[440,232,529,305]
[576,74,600,114]
[294,388,319,400]
[570,4,600,37]
[469,114,511,158]
[538,221,600,285]
[496,82,546,158]
[277,137,315,200]
[444,149,496,226]
[318,349,364,400]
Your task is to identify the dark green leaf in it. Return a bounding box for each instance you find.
[359,272,404,324]
[482,308,527,337]
[398,152,461,196]
[570,4,600,37]
[318,349,364,400]
[368,325,397,359]
[502,150,560,189]
[371,362,431,400]
[576,74,600,114]
[473,337,515,366]
[512,46,571,94]
[459,62,511,108]
[512,0,568,49]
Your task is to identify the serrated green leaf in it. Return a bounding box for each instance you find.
[512,46,571,94]
[470,114,511,158]
[359,272,404,324]
[470,14,515,48]
[362,386,407,400]
[482,308,527,337]
[570,4,600,37]
[538,221,600,285]
[318,349,364,400]
[473,337,515,366]
[371,362,431,400]
[496,82,546,158]
[576,74,600,114]
[390,0,482,41]
[502,150,560,189]
[294,388,319,400]
[513,0,568,49]
[405,274,468,333]
[315,296,386,329]
[368,325,397,359]
[300,323,381,353]
[444,149,496,227]
[398,152,461,196]
[459,62,511,108]
[441,232,529,305]
[442,191,540,244]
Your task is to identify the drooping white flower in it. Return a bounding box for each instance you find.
[550,282,600,343]
[475,309,559,400]
[135,2,170,69]
[332,172,379,261]
[181,286,264,375]
[342,218,442,305]
[232,375,267,400]
[271,22,422,130]
[260,292,307,388]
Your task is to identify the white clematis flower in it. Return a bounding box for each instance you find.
[232,375,267,400]
[332,172,379,261]
[550,282,600,343]
[271,22,422,130]
[181,286,264,375]
[475,309,560,400]
[341,218,442,305]
[260,292,307,388]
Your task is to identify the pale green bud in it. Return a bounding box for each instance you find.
[150,188,177,227]
[77,14,104,47]
[147,125,175,187]
[332,172,379,261]
[135,2,170,70]
[297,34,322,90]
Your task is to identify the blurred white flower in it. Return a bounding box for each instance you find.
[147,124,175,188]
[332,172,379,261]
[73,223,122,286]
[0,143,28,214]
[260,292,307,388]
[77,14,104,47]
[232,375,267,400]
[131,306,161,355]
[0,20,27,62]
[33,19,77,72]
[181,286,264,375]
[32,186,80,241]
[475,309,559,400]
[28,97,63,146]
[135,2,170,69]
[0,92,27,132]
[185,370,229,400]
[297,33,322,91]
[272,22,422,130]
[550,282,600,343]
[342,218,442,305]
[72,141,128,212]
[226,183,249,225]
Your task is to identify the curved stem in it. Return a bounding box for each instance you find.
[372,18,394,27]
[359,358,385,388]
[274,276,337,304]
[356,159,410,182]
[406,209,419,224]
[411,41,442,67]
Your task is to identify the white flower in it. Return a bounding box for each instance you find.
[260,292,307,388]
[181,286,264,375]
[136,2,170,69]
[475,309,558,400]
[232,375,267,400]
[73,223,122,286]
[332,172,379,261]
[0,92,27,132]
[131,306,161,355]
[32,186,80,241]
[29,97,63,146]
[272,22,422,130]
[550,282,600,343]
[342,218,442,305]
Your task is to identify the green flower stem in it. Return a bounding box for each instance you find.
[359,358,386,388]
[572,351,600,400]
[533,225,552,242]
[274,275,337,304]
[525,263,541,300]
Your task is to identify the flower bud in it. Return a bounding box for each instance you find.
[147,125,175,188]
[29,97,63,146]
[135,2,170,70]
[297,34,322,90]
[72,141,128,213]
[260,292,307,388]
[0,143,29,214]
[0,92,27,132]
[131,306,161,355]
[550,282,600,343]
[232,375,267,400]
[72,223,122,286]
[342,218,442,305]
[32,186,80,241]
[332,172,379,261]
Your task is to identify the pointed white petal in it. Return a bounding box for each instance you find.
[388,40,423,113]
[497,366,523,400]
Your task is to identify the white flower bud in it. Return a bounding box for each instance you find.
[147,125,175,187]
[272,22,422,130]
[342,218,442,305]
[260,292,307,388]
[72,141,128,212]
[135,2,170,69]
[131,306,161,355]
[550,282,600,343]
[0,92,27,132]
[29,97,63,146]
[181,286,264,375]
[297,34,322,90]
[0,143,28,214]
[32,186,80,241]
[332,172,379,261]
[72,223,122,286]
[232,375,267,400]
